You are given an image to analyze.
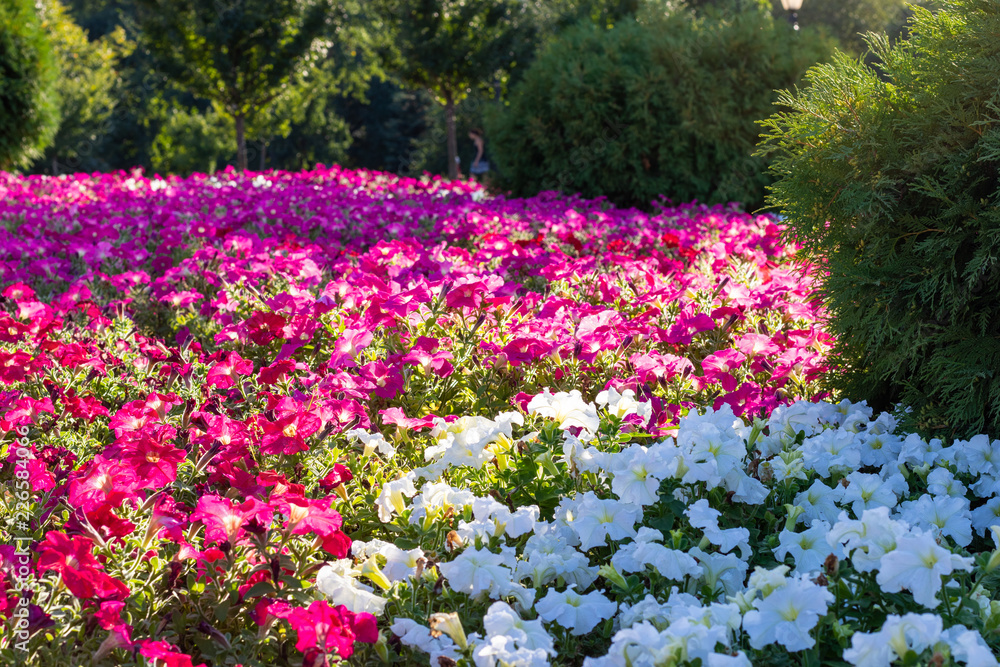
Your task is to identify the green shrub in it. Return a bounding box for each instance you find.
[759,0,1000,438]
[485,6,833,210]
[0,0,59,170]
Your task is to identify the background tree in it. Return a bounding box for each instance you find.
[37,0,133,175]
[790,0,909,55]
[382,0,537,179]
[132,0,331,171]
[0,0,59,171]
[486,4,834,209]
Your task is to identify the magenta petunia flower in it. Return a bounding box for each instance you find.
[190,494,273,546]
[287,600,378,660]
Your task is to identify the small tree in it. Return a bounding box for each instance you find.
[486,6,833,209]
[0,0,59,171]
[384,0,534,179]
[133,0,330,171]
[37,0,133,175]
[759,0,1000,438]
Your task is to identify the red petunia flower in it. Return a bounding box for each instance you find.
[206,351,254,389]
[287,600,378,661]
[36,531,129,600]
[138,640,207,667]
[119,432,186,490]
[190,495,273,546]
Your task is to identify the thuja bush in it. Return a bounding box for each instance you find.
[486,6,833,210]
[759,0,1000,439]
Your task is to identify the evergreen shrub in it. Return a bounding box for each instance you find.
[760,0,1000,438]
[486,6,833,210]
[0,0,58,170]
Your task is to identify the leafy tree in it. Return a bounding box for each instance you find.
[149,102,233,175]
[487,5,833,209]
[132,0,331,171]
[382,0,537,178]
[758,0,1000,438]
[0,0,59,171]
[36,0,133,174]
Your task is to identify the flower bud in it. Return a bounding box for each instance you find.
[360,557,392,591]
[824,554,839,578]
[428,612,467,649]
[598,563,629,590]
[783,504,805,531]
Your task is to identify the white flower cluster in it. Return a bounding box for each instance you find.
[351,393,1000,666]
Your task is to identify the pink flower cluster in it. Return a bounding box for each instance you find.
[0,165,829,665]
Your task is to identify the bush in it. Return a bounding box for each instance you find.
[485,6,833,210]
[760,0,1000,438]
[0,0,59,170]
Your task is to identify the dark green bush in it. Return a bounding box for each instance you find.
[0,0,58,170]
[485,6,833,210]
[760,0,1000,438]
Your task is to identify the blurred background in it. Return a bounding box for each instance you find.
[3,0,931,210]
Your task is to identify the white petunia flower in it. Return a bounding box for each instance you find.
[375,472,418,523]
[609,443,677,506]
[561,492,642,551]
[351,539,425,582]
[896,433,944,468]
[562,431,611,475]
[952,434,1000,476]
[841,472,903,518]
[827,507,908,573]
[482,601,555,655]
[345,427,396,458]
[438,546,515,599]
[775,520,843,573]
[597,386,652,422]
[472,635,551,667]
[897,493,973,547]
[876,531,974,608]
[857,431,903,468]
[794,479,844,525]
[408,481,476,525]
[942,625,1000,667]
[742,574,833,651]
[425,412,524,470]
[535,586,617,636]
[800,430,861,478]
[926,467,966,498]
[686,499,751,559]
[689,547,748,597]
[971,495,1000,536]
[390,617,460,664]
[528,389,600,433]
[316,560,387,615]
[611,528,702,580]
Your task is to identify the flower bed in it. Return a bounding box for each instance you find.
[0,167,996,666]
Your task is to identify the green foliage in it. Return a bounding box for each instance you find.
[36,0,133,174]
[132,0,332,170]
[789,0,910,55]
[0,0,59,171]
[759,0,1000,438]
[486,6,834,210]
[149,103,233,175]
[381,0,538,177]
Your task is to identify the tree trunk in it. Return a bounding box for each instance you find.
[259,140,267,171]
[445,91,458,180]
[236,114,247,171]
[52,155,59,176]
